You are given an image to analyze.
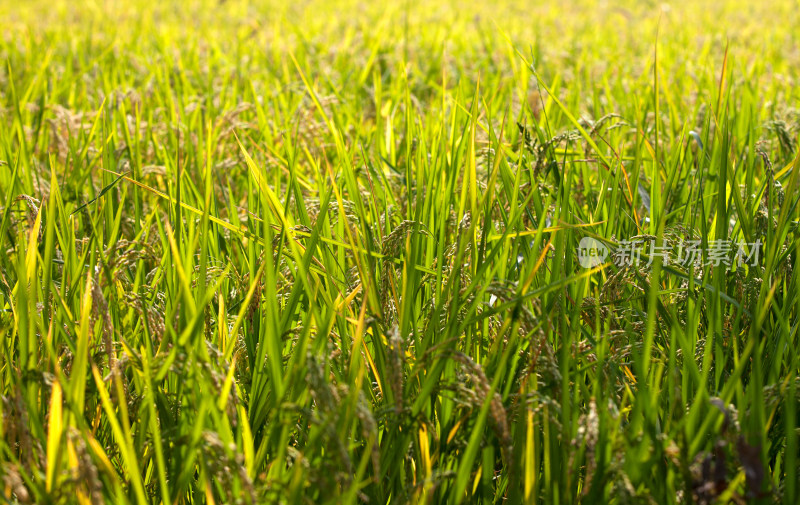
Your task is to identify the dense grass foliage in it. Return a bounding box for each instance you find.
[2,0,800,503]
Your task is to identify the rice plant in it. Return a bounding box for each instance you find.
[1,0,799,503]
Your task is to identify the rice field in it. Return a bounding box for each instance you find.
[1,0,799,503]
